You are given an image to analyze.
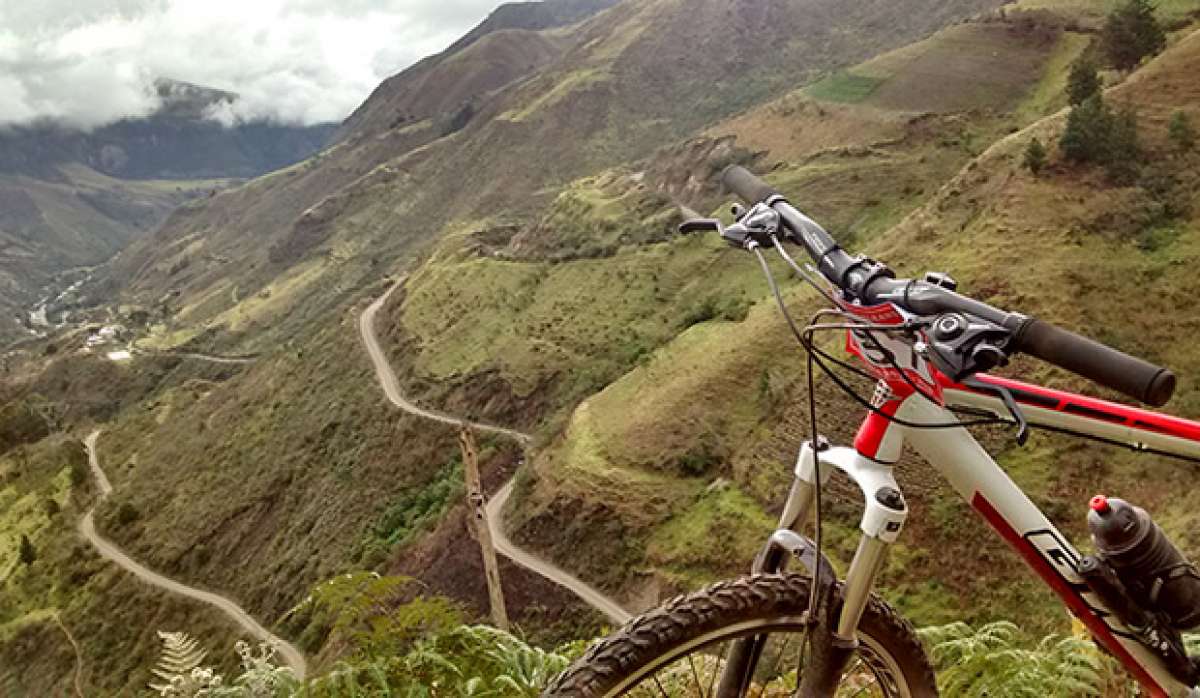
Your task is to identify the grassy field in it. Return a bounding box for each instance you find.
[803,72,885,103]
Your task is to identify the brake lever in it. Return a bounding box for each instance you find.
[678,218,723,235]
[679,209,778,250]
[961,375,1030,445]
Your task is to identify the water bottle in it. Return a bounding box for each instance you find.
[1088,495,1200,630]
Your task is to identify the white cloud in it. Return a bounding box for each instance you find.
[0,0,500,129]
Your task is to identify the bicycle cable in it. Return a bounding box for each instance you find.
[755,244,1009,430]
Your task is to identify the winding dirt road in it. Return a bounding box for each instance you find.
[79,430,308,679]
[158,351,258,365]
[52,613,84,698]
[130,342,259,365]
[359,279,632,625]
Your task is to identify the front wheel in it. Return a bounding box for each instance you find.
[543,573,937,697]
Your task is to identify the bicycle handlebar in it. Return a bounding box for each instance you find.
[720,165,1177,406]
[1013,319,1175,407]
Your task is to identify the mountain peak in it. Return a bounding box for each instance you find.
[153,77,238,120]
[445,0,620,56]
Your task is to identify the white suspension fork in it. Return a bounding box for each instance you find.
[771,440,908,643]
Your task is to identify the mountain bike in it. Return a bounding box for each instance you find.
[543,166,1200,697]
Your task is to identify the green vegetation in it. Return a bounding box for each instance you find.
[284,573,463,659]
[359,460,463,567]
[1102,0,1166,70]
[9,0,1200,690]
[499,68,612,122]
[0,433,241,696]
[1023,138,1048,175]
[17,535,35,566]
[1169,110,1196,151]
[149,623,578,697]
[1066,59,1101,105]
[803,71,884,103]
[115,502,140,526]
[0,400,50,454]
[1060,94,1142,182]
[921,621,1121,696]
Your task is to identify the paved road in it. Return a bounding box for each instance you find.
[79,430,308,679]
[359,279,632,625]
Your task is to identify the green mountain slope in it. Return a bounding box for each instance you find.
[0,166,229,348]
[503,19,1200,630]
[10,0,1153,691]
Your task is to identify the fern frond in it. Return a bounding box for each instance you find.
[148,630,209,687]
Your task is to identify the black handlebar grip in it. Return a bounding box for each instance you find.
[721,165,781,204]
[1014,318,1176,406]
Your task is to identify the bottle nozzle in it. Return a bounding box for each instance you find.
[1090,494,1111,514]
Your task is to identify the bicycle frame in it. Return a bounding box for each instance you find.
[758,371,1200,696]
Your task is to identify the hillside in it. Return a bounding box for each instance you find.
[101,0,1005,355]
[12,0,1179,692]
[499,15,1200,632]
[337,0,619,141]
[0,79,335,349]
[0,166,229,349]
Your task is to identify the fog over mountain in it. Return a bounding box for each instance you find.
[0,0,506,129]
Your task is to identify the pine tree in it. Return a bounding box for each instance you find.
[1023,138,1047,175]
[1169,111,1195,152]
[18,534,36,565]
[1105,104,1141,184]
[1060,95,1143,182]
[1066,59,1101,105]
[1102,0,1166,70]
[1060,95,1112,163]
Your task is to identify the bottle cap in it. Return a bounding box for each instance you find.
[1090,494,1110,514]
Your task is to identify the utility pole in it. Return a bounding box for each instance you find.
[459,426,509,630]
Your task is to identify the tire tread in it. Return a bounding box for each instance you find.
[542,573,937,697]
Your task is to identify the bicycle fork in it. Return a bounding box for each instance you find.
[716,439,908,697]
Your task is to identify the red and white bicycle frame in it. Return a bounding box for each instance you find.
[766,300,1200,696]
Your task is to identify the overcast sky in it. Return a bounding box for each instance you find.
[0,0,503,129]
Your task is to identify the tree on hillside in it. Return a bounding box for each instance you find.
[1023,138,1047,175]
[1106,104,1142,184]
[1102,0,1165,70]
[1060,95,1143,183]
[1169,111,1196,151]
[1066,59,1101,105]
[1061,95,1113,163]
[18,534,36,565]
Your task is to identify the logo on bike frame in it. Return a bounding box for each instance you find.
[840,301,942,402]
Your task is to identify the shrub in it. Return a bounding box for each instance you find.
[0,400,51,455]
[921,621,1114,696]
[69,459,88,487]
[1102,0,1165,70]
[116,502,141,525]
[1066,59,1101,105]
[671,439,724,477]
[1023,138,1047,175]
[284,573,464,660]
[1060,95,1142,183]
[1105,104,1142,184]
[1169,111,1195,152]
[18,534,36,565]
[1061,95,1112,163]
[679,295,751,329]
[366,459,462,552]
[43,498,60,517]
